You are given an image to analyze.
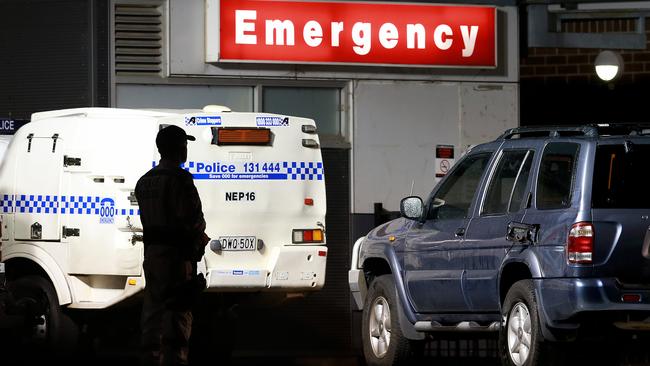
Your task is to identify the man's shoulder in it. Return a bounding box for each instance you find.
[136,167,160,184]
[141,165,190,177]
[136,166,194,193]
[176,167,193,179]
[136,167,155,185]
[169,166,193,182]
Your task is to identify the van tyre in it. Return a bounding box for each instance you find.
[362,275,422,366]
[8,275,79,355]
[499,280,564,366]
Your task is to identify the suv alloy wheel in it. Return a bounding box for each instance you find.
[499,280,564,366]
[362,275,422,366]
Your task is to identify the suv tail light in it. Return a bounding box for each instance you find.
[568,222,593,264]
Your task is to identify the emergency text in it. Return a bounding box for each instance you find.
[213,0,496,67]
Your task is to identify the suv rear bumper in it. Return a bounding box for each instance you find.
[535,278,650,336]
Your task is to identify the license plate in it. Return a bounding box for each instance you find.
[218,236,257,251]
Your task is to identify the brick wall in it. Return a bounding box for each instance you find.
[520,18,650,84]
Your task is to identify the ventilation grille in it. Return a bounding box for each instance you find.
[560,18,637,33]
[114,4,162,75]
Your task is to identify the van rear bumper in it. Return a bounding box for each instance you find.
[535,278,650,336]
[205,245,327,291]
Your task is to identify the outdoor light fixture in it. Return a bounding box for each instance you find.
[594,50,623,82]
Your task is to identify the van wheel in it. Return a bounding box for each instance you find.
[362,275,422,366]
[8,275,79,354]
[499,280,563,366]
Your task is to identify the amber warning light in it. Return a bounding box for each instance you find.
[213,127,271,145]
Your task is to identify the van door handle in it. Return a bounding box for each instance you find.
[455,228,465,237]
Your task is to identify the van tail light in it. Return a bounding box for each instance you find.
[213,127,271,146]
[302,139,319,148]
[568,222,593,264]
[292,229,324,244]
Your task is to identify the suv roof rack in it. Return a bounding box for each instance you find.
[498,126,598,140]
[592,123,650,136]
[499,123,650,140]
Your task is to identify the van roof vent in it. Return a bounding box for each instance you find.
[203,105,232,113]
[114,3,163,76]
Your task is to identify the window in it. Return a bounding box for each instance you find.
[262,87,341,136]
[509,152,534,212]
[536,143,579,210]
[482,150,534,215]
[116,84,254,112]
[592,143,650,208]
[429,152,492,220]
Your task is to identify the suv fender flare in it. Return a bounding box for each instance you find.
[498,251,543,307]
[361,244,425,341]
[500,250,543,281]
[499,251,564,341]
[3,244,73,306]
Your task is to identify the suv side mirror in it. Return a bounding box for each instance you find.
[400,196,424,220]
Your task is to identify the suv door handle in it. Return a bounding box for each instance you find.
[455,228,465,237]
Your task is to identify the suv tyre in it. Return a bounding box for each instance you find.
[499,280,564,366]
[362,274,422,366]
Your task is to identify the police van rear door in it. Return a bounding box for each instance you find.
[158,112,326,289]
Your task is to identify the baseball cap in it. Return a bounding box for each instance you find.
[156,125,195,150]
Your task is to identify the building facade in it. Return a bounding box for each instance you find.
[0,0,519,355]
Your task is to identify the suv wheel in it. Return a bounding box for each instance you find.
[499,280,564,366]
[362,274,422,366]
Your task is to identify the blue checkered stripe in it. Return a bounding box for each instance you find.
[14,195,61,214]
[1,195,15,213]
[0,194,139,216]
[283,162,324,180]
[116,208,140,216]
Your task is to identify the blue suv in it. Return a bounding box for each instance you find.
[349,125,650,366]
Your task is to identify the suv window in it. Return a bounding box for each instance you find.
[593,143,650,208]
[482,150,534,215]
[429,152,492,220]
[536,142,579,210]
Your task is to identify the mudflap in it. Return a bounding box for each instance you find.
[397,294,425,341]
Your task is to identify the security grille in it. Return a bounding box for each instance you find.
[114,4,163,75]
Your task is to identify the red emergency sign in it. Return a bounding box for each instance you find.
[214,0,496,68]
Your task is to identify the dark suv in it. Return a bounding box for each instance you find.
[349,125,650,366]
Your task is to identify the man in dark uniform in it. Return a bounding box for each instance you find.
[135,125,209,366]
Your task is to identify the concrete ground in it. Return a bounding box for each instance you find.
[2,323,650,366]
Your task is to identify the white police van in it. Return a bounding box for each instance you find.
[0,106,327,347]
